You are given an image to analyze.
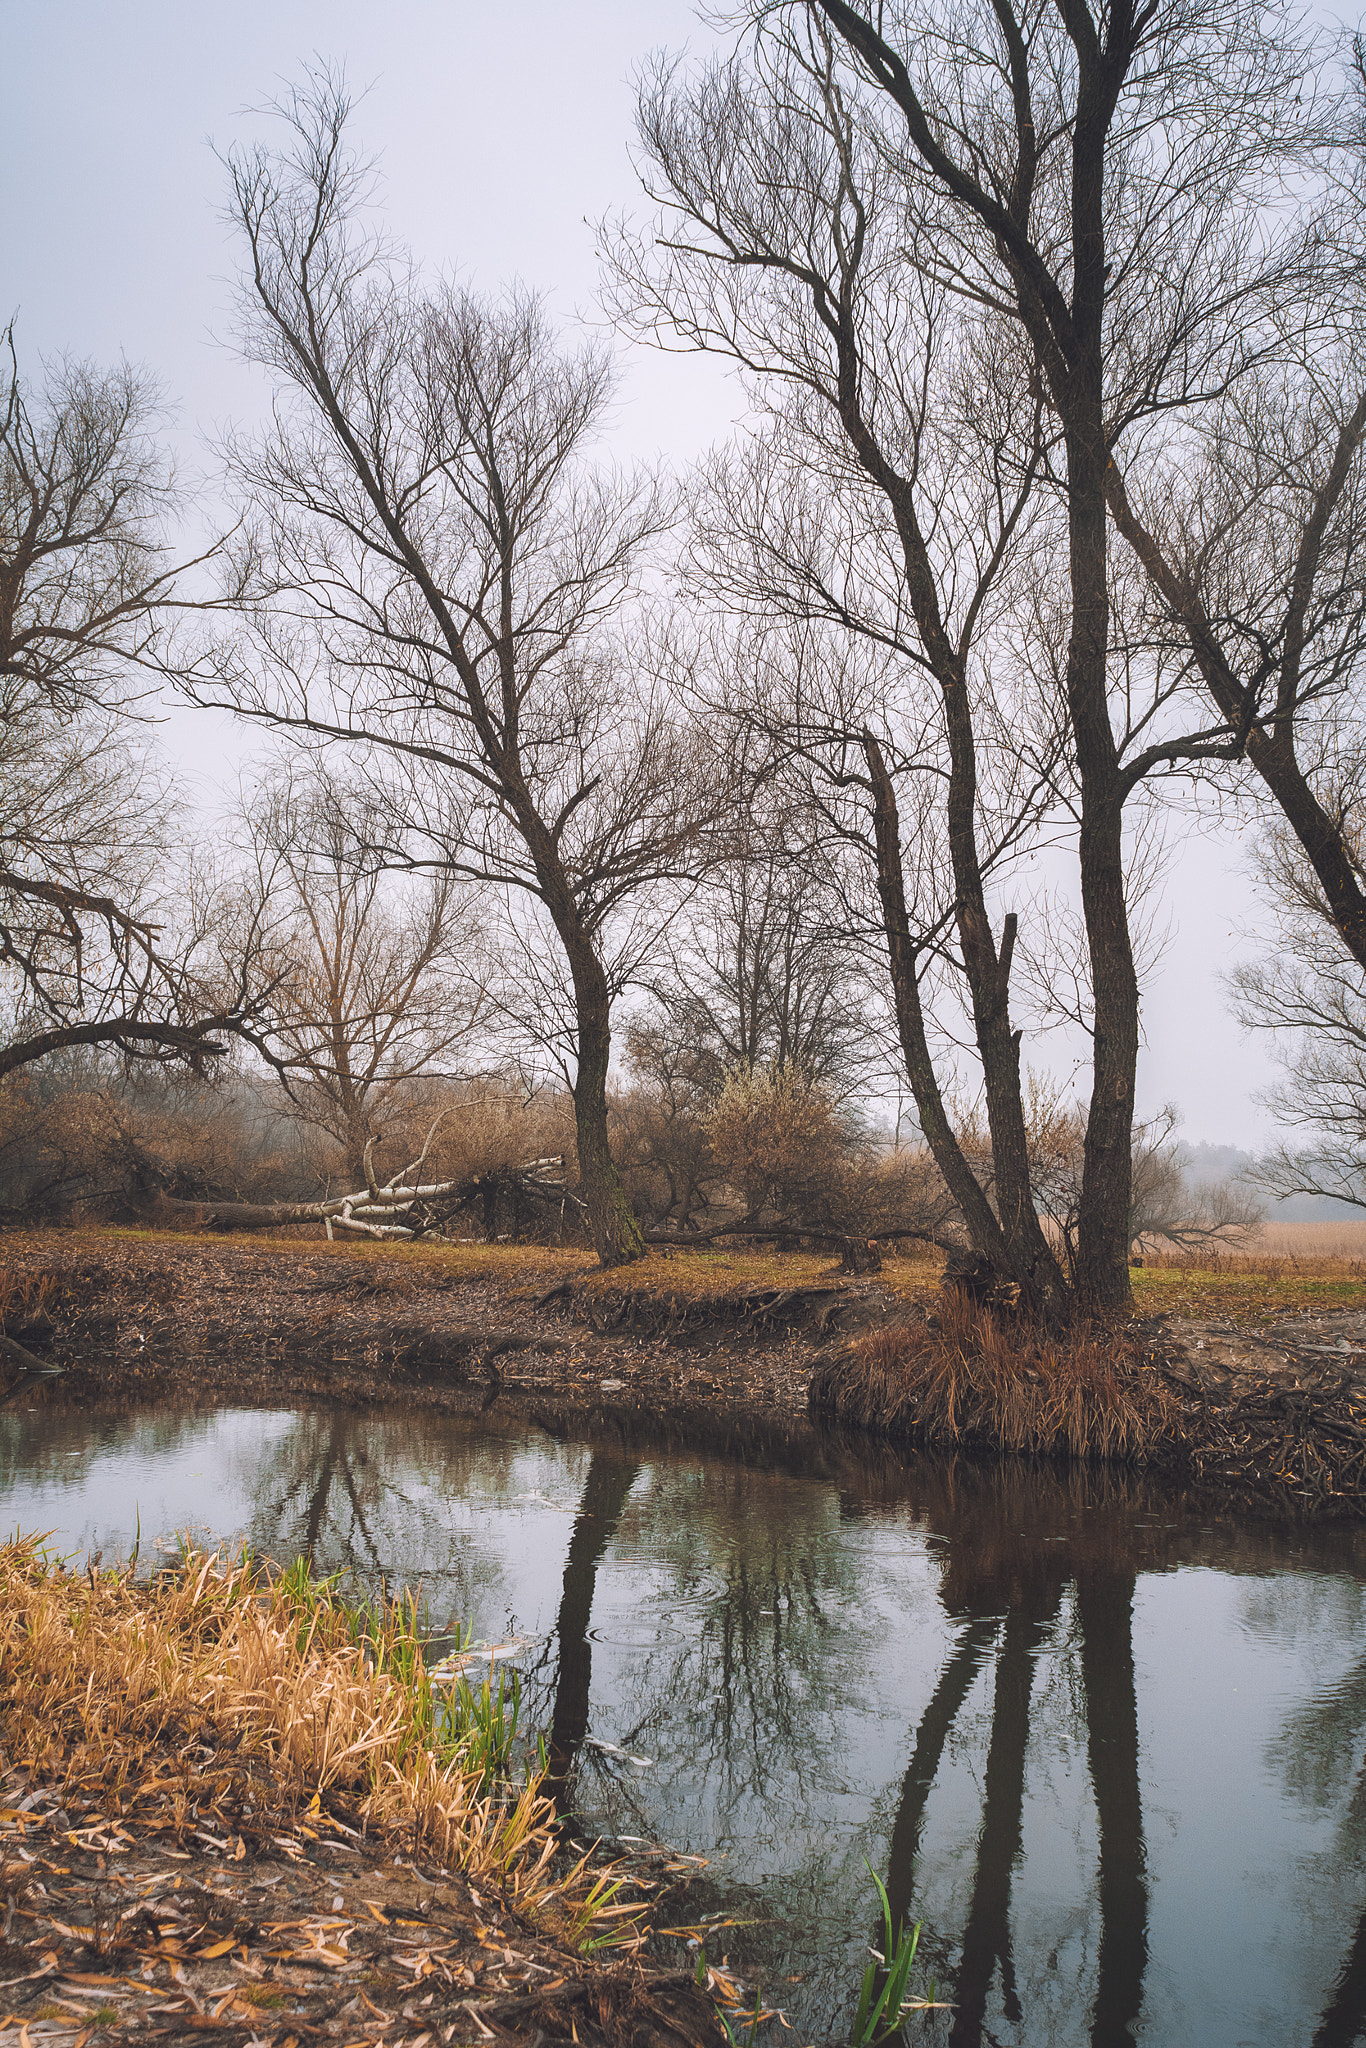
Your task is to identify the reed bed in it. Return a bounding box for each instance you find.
[1139,1242,1366,1279]
[809,1293,1176,1463]
[0,1537,612,1938]
[1242,1219,1366,1261]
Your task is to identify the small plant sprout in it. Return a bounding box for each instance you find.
[851,1864,944,2045]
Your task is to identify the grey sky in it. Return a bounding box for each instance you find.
[3,1,1286,1144]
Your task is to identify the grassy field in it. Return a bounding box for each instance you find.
[13,1223,1366,1332]
[88,1224,943,1302]
[1132,1242,1366,1324]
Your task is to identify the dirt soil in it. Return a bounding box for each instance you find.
[0,1231,911,1451]
[0,1763,724,2048]
[6,1228,1366,1512]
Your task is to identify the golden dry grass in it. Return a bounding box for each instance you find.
[572,1245,856,1300]
[1245,1218,1366,1259]
[45,1225,947,1304]
[93,1222,599,1286]
[1131,1242,1366,1324]
[810,1292,1175,1461]
[0,1538,614,1938]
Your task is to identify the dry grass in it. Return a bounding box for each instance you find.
[93,1222,598,1285]
[45,1225,945,1305]
[1245,1219,1366,1259]
[0,1537,615,1938]
[571,1245,851,1301]
[1132,1243,1366,1325]
[0,1262,61,1327]
[810,1292,1176,1462]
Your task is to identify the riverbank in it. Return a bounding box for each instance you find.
[0,1536,727,2048]
[5,1227,1366,1514]
[0,1228,917,1439]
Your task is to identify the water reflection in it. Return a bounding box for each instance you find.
[4,1400,1366,2045]
[546,1452,643,1805]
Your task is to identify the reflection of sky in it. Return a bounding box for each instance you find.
[0,1406,297,1563]
[5,1403,1366,2045]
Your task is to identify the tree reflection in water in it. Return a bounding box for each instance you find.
[1076,1569,1148,2048]
[544,1451,643,1808]
[243,1407,529,1635]
[601,1460,869,1825]
[13,1401,1366,2045]
[1257,1577,1366,2048]
[853,1465,1148,2048]
[526,1450,1163,2045]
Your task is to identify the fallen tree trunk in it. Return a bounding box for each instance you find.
[0,1329,65,1409]
[148,1123,583,1242]
[642,1218,966,1271]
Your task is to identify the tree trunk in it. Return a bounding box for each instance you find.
[829,288,1071,1315]
[1068,469,1138,1309]
[1075,781,1139,1307]
[1076,1567,1150,2046]
[545,1453,643,1808]
[1062,77,1139,1313]
[863,734,1071,1320]
[566,940,647,1269]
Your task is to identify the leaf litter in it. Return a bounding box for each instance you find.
[0,1539,727,2048]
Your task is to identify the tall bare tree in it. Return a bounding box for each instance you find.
[615,0,1349,1307]
[803,0,1364,1305]
[224,770,490,1184]
[0,323,254,1080]
[611,20,1077,1313]
[203,71,717,1265]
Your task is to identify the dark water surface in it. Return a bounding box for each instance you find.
[4,1397,1366,2046]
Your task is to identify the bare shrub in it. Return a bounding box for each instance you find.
[418,1080,577,1187]
[705,1066,863,1225]
[0,1064,314,1219]
[611,1079,718,1232]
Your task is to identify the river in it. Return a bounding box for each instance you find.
[3,1395,1365,2046]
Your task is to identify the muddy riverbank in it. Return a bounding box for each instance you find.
[6,1229,1366,1515]
[0,1535,731,2048]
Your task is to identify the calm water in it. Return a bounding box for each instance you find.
[4,1397,1366,2047]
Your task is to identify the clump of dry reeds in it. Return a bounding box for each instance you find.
[0,1264,61,1330]
[0,1538,606,1932]
[809,1291,1175,1463]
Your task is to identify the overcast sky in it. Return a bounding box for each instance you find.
[3,0,1288,1145]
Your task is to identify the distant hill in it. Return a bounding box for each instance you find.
[1179,1140,1363,1221]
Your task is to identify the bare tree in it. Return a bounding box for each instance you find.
[1012,1085,1262,1266]
[0,323,257,1080]
[611,19,1078,1314]
[613,1029,722,1230]
[202,70,718,1266]
[613,0,1350,1307]
[640,790,875,1097]
[1231,819,1366,1209]
[616,785,888,1230]
[1098,45,1366,977]
[224,769,491,1185]
[796,0,1361,1304]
